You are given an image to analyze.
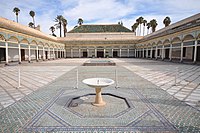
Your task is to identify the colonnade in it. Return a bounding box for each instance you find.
[0,36,65,64]
[135,36,200,63]
[66,47,135,58]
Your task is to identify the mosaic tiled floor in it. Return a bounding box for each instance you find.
[0,59,200,132]
[23,88,177,132]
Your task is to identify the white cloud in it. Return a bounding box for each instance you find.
[63,0,134,21]
[63,0,135,31]
[0,0,200,35]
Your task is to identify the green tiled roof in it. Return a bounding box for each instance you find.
[68,24,132,33]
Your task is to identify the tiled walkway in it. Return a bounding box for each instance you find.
[0,58,200,132]
[0,59,88,110]
[112,58,200,110]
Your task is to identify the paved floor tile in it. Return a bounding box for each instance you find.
[0,58,199,132]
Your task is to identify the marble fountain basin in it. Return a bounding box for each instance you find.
[82,78,115,107]
[83,78,115,88]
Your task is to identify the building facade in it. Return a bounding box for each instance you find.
[59,24,142,58]
[135,13,200,63]
[0,17,65,65]
[0,13,200,65]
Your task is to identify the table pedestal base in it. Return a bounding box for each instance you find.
[92,88,106,107]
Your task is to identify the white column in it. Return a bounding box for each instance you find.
[127,49,129,57]
[104,49,106,58]
[79,49,81,58]
[87,49,89,57]
[57,49,58,58]
[43,46,45,60]
[70,49,73,58]
[162,45,164,60]
[169,43,172,61]
[180,41,183,62]
[146,48,148,58]
[36,45,39,61]
[28,44,31,62]
[60,49,62,58]
[48,47,50,59]
[143,48,145,58]
[5,41,8,64]
[136,49,138,57]
[53,48,55,59]
[193,40,198,63]
[135,49,137,58]
[111,49,113,58]
[64,49,66,58]
[138,49,140,58]
[18,43,21,63]
[155,46,158,60]
[150,47,153,58]
[119,49,122,57]
[95,48,97,57]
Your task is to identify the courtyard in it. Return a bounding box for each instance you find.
[0,58,199,132]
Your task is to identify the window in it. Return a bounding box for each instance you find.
[157,49,160,56]
[183,47,186,57]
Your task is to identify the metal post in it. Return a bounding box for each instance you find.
[74,68,78,89]
[174,67,178,86]
[17,66,21,89]
[115,68,119,89]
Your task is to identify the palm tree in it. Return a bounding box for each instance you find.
[55,15,63,37]
[13,7,20,23]
[147,22,151,34]
[136,18,140,36]
[78,18,83,26]
[138,16,144,36]
[62,18,67,37]
[163,16,171,27]
[29,11,35,28]
[28,22,34,28]
[143,20,147,36]
[49,26,56,36]
[131,23,139,33]
[150,19,158,32]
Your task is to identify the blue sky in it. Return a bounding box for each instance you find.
[0,0,200,36]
